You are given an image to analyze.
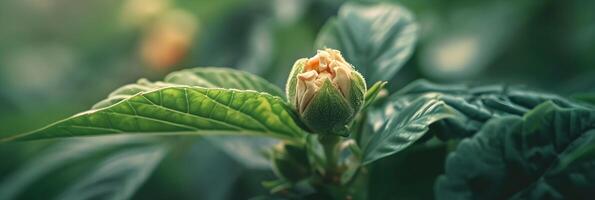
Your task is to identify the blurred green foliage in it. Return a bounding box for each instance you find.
[0,0,594,199]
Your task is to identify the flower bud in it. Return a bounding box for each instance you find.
[286,48,366,136]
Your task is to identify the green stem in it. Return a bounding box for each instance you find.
[352,113,367,146]
[318,135,342,179]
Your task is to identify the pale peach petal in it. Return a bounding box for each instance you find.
[295,78,307,108]
[317,50,331,67]
[299,80,319,113]
[298,70,318,81]
[334,66,351,98]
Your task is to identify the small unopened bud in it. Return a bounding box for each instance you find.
[286,48,366,136]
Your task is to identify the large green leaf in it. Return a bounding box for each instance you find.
[94,67,284,109]
[1,87,306,143]
[362,80,591,165]
[372,80,590,140]
[315,2,418,84]
[92,79,175,109]
[362,95,460,164]
[435,102,595,200]
[91,67,288,168]
[510,132,595,199]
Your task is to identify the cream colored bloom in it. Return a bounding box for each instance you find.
[295,49,353,113]
[286,48,366,135]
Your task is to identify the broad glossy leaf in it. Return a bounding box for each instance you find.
[94,67,283,109]
[362,95,460,165]
[374,79,591,140]
[1,87,307,143]
[435,102,595,200]
[93,79,175,109]
[56,145,167,200]
[315,2,418,84]
[91,68,287,170]
[510,132,595,199]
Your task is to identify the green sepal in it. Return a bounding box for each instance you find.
[286,58,307,106]
[302,79,355,136]
[349,70,366,112]
[363,81,387,110]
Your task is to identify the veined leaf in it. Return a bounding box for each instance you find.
[90,68,288,169]
[315,2,418,84]
[362,95,460,165]
[371,79,591,140]
[361,80,591,167]
[435,102,595,200]
[93,79,175,109]
[1,87,307,143]
[510,132,595,199]
[94,67,283,109]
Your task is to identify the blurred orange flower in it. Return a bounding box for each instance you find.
[139,10,198,70]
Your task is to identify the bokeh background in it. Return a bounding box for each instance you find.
[0,0,594,199]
